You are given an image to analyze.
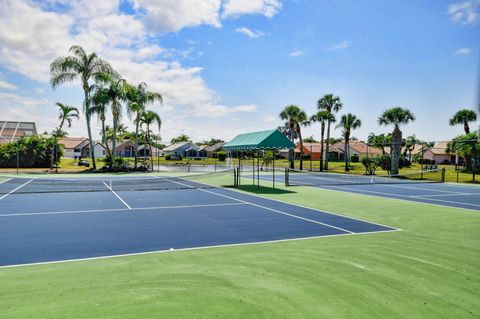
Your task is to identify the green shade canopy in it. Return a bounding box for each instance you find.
[223,129,295,151]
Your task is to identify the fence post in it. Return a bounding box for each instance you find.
[16,141,19,175]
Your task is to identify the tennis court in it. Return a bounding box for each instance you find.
[0,173,396,267]
[243,168,480,211]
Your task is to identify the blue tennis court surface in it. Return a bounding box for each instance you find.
[0,176,397,267]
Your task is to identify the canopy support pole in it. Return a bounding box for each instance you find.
[273,152,275,188]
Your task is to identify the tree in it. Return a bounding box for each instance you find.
[89,87,111,157]
[96,73,128,159]
[378,107,416,175]
[200,138,225,146]
[317,94,343,170]
[140,110,162,170]
[126,82,163,168]
[171,134,191,144]
[279,105,308,170]
[367,133,392,155]
[336,113,362,172]
[54,102,79,138]
[303,136,318,143]
[50,45,113,169]
[403,135,420,162]
[449,109,477,134]
[447,133,480,179]
[310,110,335,171]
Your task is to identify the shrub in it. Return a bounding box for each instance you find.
[217,151,227,162]
[0,136,62,168]
[361,157,378,175]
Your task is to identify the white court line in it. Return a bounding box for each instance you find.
[410,193,477,198]
[0,178,13,185]
[0,228,401,269]
[323,185,480,208]
[0,179,33,201]
[380,183,463,194]
[165,178,355,234]
[169,176,401,231]
[0,202,247,218]
[103,182,132,210]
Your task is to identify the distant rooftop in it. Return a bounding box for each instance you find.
[0,121,37,144]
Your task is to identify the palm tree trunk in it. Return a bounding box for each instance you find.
[288,129,294,169]
[345,131,350,172]
[83,85,96,169]
[391,127,402,175]
[325,119,331,170]
[134,117,139,169]
[101,118,110,157]
[298,128,304,171]
[464,122,470,134]
[320,122,325,172]
[112,101,118,162]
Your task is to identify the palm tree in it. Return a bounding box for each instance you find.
[449,109,477,134]
[89,87,111,157]
[279,105,308,170]
[50,45,113,169]
[170,134,191,144]
[317,94,343,170]
[126,82,163,169]
[403,135,420,162]
[96,73,128,158]
[140,110,162,170]
[378,107,416,175]
[336,114,361,172]
[55,102,79,137]
[310,110,335,171]
[367,133,392,155]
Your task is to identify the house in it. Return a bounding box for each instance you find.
[204,142,225,158]
[163,142,197,158]
[0,121,37,144]
[60,137,106,159]
[293,141,383,161]
[423,142,455,164]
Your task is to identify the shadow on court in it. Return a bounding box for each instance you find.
[237,185,296,195]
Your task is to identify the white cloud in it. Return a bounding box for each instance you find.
[262,114,277,123]
[222,0,282,18]
[455,47,472,55]
[235,27,265,38]
[0,80,17,90]
[35,88,46,95]
[133,0,222,33]
[288,50,304,57]
[0,0,264,141]
[447,0,480,25]
[327,40,351,51]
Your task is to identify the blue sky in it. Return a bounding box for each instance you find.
[0,0,478,143]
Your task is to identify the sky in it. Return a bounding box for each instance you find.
[0,0,479,144]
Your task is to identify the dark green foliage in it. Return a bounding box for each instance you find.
[216,151,227,161]
[361,157,378,175]
[0,136,62,168]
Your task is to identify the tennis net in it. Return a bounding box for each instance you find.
[0,170,236,195]
[285,168,445,187]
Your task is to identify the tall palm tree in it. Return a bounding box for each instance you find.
[279,105,308,170]
[317,94,343,170]
[140,110,162,170]
[50,45,113,169]
[89,87,111,157]
[449,109,477,134]
[55,102,79,137]
[126,82,163,169]
[310,110,335,171]
[96,73,127,158]
[378,107,416,175]
[336,113,361,172]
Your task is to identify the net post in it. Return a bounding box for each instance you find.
[441,168,446,183]
[285,167,289,187]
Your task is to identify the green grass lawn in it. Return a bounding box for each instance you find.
[1,177,479,318]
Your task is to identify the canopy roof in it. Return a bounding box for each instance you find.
[223,129,295,151]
